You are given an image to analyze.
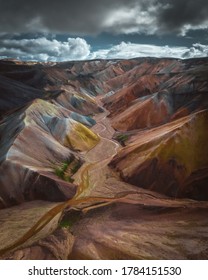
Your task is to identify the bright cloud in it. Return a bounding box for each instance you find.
[0,37,208,61]
[102,3,160,35]
[0,37,91,61]
[90,42,208,60]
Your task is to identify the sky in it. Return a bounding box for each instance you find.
[0,0,208,61]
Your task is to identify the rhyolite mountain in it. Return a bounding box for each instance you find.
[0,57,208,260]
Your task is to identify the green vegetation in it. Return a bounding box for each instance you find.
[59,211,82,229]
[54,156,82,183]
[116,133,129,146]
[70,161,82,174]
[55,161,70,180]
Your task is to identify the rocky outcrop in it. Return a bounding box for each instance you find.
[103,58,208,130]
[111,92,172,131]
[0,201,62,257]
[3,228,74,260]
[0,61,102,208]
[69,203,208,260]
[110,110,208,199]
[0,98,101,207]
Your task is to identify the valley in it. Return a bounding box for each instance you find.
[0,57,208,259]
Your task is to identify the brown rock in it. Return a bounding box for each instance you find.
[69,203,208,260]
[4,228,74,260]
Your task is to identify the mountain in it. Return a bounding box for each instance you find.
[0,57,208,259]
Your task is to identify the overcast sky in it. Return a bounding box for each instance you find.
[0,0,208,61]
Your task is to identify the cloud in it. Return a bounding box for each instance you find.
[182,43,208,58]
[1,36,207,61]
[102,3,158,35]
[157,0,208,35]
[90,42,208,60]
[0,37,91,61]
[0,0,138,35]
[0,0,207,36]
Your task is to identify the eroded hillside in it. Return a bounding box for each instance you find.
[0,57,208,259]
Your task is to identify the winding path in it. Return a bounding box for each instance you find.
[0,103,123,256]
[73,106,121,196]
[2,99,208,256]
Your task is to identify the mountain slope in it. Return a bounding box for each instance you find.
[0,57,208,259]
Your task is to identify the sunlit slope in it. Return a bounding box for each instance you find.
[0,99,99,208]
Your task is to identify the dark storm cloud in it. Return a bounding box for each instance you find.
[0,0,139,34]
[158,0,208,34]
[0,0,207,36]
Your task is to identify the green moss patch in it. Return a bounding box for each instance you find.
[116,133,129,146]
[54,156,82,182]
[59,211,82,229]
